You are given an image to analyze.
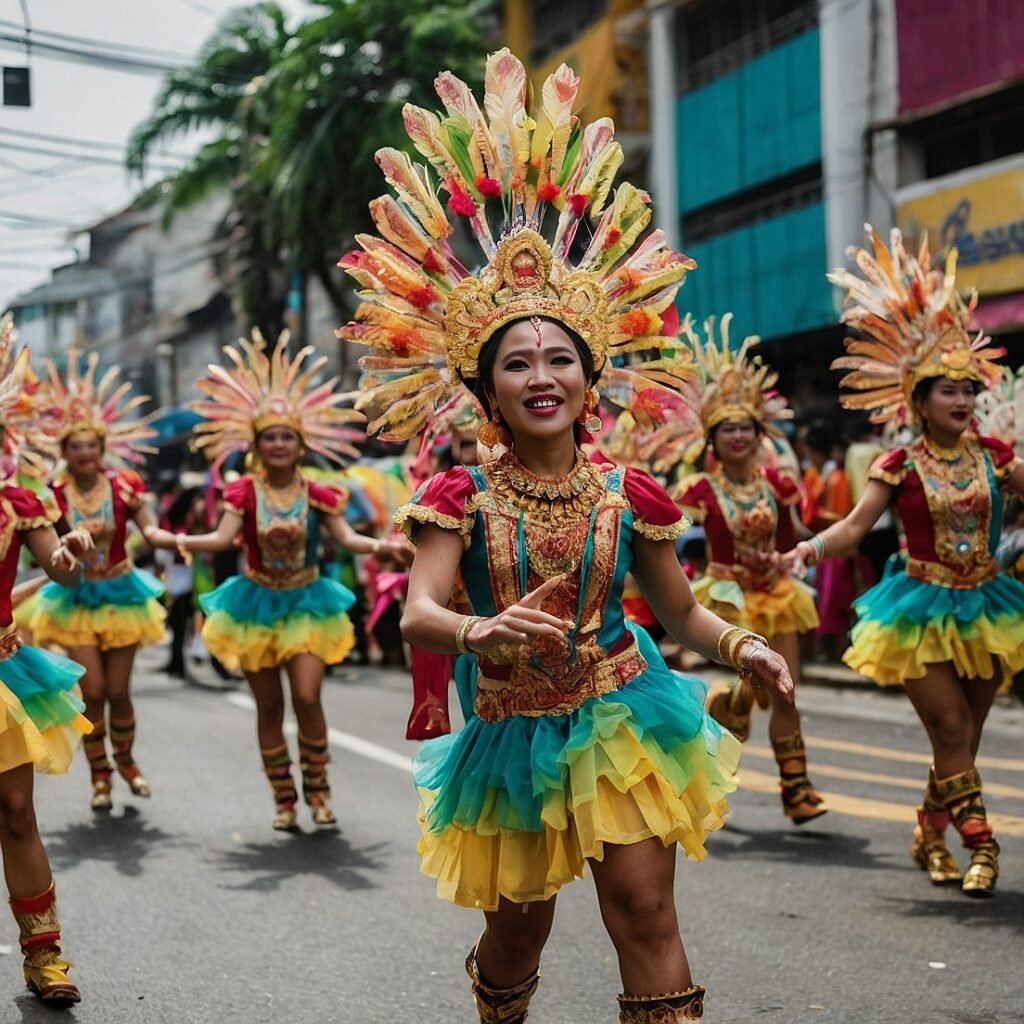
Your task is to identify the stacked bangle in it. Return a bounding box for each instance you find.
[455,615,484,655]
[806,534,826,565]
[716,625,769,673]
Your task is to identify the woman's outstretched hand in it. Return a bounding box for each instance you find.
[465,574,570,652]
[744,645,795,704]
[778,541,814,578]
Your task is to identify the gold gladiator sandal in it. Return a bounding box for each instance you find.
[707,678,755,743]
[466,946,540,1024]
[111,716,151,797]
[261,744,299,831]
[9,883,80,1005]
[771,731,827,825]
[936,768,999,897]
[84,725,113,812]
[910,767,961,885]
[617,986,706,1022]
[299,733,337,827]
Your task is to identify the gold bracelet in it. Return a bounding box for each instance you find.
[455,615,484,655]
[716,626,748,668]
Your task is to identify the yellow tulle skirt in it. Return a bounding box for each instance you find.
[692,572,820,638]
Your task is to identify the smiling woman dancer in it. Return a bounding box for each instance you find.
[146,333,407,832]
[29,350,164,814]
[671,316,826,825]
[338,49,793,1023]
[0,336,95,1006]
[783,228,1024,897]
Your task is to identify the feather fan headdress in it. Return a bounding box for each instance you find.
[37,345,157,468]
[0,317,39,481]
[336,47,698,441]
[828,225,1005,426]
[975,365,1024,457]
[191,330,365,475]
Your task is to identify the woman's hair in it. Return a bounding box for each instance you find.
[911,376,982,405]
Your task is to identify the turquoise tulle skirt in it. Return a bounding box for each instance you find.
[0,643,91,774]
[844,567,1024,688]
[413,625,742,909]
[198,575,357,672]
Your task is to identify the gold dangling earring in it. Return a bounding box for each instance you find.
[477,411,512,463]
[579,388,602,434]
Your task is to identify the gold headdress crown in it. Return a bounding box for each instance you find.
[337,48,697,440]
[37,345,157,467]
[829,226,1005,425]
[191,330,364,473]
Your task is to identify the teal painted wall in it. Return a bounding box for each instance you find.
[677,202,834,342]
[676,30,822,213]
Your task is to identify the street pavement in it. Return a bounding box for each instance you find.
[15,645,1024,1024]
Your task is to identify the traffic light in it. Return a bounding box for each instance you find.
[3,66,31,107]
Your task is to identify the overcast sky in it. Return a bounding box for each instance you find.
[0,0,304,308]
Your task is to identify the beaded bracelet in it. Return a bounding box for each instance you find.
[455,615,484,655]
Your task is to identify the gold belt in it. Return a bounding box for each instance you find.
[905,557,997,590]
[0,624,23,662]
[245,566,319,591]
[83,560,132,582]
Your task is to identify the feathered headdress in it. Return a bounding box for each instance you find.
[336,47,698,441]
[37,345,157,468]
[191,330,365,475]
[975,365,1024,456]
[828,225,1005,425]
[0,318,35,482]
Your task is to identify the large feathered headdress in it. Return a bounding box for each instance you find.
[0,318,36,482]
[191,330,364,475]
[37,345,157,468]
[828,225,1005,425]
[336,47,698,441]
[975,365,1024,456]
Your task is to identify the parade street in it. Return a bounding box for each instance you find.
[22,646,1024,1024]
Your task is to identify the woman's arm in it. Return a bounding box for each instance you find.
[325,513,411,563]
[401,525,567,655]
[632,535,794,701]
[1008,460,1024,497]
[23,526,89,587]
[143,510,244,554]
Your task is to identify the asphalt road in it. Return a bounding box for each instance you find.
[13,646,1024,1024]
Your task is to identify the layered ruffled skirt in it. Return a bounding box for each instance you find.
[692,573,819,638]
[31,569,166,651]
[414,626,741,910]
[844,568,1024,690]
[198,575,356,673]
[0,643,91,775]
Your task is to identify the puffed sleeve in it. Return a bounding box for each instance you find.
[671,473,712,525]
[114,469,146,510]
[868,447,908,487]
[50,482,69,519]
[394,467,478,547]
[308,481,348,516]
[223,477,255,517]
[4,486,52,531]
[625,467,691,540]
[979,434,1023,481]
[764,466,800,506]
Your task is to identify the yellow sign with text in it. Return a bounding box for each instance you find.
[898,167,1024,295]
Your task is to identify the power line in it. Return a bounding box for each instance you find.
[0,18,195,61]
[0,139,183,173]
[0,30,186,76]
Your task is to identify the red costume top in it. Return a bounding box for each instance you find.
[0,485,52,632]
[224,475,347,590]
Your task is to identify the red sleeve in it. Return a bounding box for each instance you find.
[868,447,908,487]
[308,481,348,516]
[223,477,255,516]
[764,466,800,506]
[118,469,146,497]
[672,474,713,525]
[979,434,1023,480]
[395,467,477,546]
[3,486,51,530]
[624,467,689,540]
[50,482,69,518]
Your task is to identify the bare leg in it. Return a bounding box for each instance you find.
[65,644,112,809]
[247,668,296,829]
[903,663,974,778]
[0,765,51,898]
[476,895,556,986]
[104,645,149,795]
[286,654,335,825]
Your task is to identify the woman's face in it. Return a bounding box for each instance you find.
[63,432,103,476]
[713,419,759,464]
[256,426,302,470]
[916,377,977,438]
[489,319,587,444]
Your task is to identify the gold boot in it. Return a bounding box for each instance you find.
[772,731,827,825]
[84,724,113,812]
[299,733,337,828]
[935,767,999,897]
[617,986,706,1022]
[910,768,961,884]
[261,744,299,832]
[466,945,539,1023]
[9,883,80,1005]
[707,678,754,743]
[111,716,151,797]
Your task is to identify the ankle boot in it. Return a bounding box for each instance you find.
[911,767,961,884]
[261,744,299,831]
[617,986,706,1022]
[299,733,336,827]
[935,767,999,897]
[84,725,113,811]
[466,946,539,1024]
[707,678,755,743]
[110,716,150,796]
[9,882,80,1005]
[771,731,827,825]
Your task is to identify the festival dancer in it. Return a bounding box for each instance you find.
[338,49,793,1023]
[146,332,406,831]
[0,338,93,1005]
[29,350,164,813]
[783,227,1024,896]
[668,316,826,825]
